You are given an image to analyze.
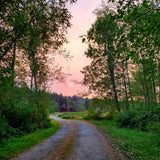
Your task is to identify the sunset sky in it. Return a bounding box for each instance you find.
[50,0,102,96]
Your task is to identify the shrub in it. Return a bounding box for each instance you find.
[114,111,135,128]
[5,103,34,130]
[0,114,8,138]
[103,111,114,120]
[0,112,22,140]
[145,122,160,134]
[62,115,76,119]
[93,110,103,120]
[115,107,160,132]
[47,104,59,113]
[84,110,103,120]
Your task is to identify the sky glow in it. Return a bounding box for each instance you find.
[50,0,101,96]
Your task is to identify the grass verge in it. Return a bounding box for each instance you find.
[90,120,160,160]
[0,120,59,160]
[52,111,87,120]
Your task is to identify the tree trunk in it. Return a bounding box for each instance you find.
[107,52,120,113]
[138,64,147,104]
[110,67,120,112]
[158,60,160,104]
[30,59,34,90]
[152,78,157,102]
[34,74,38,92]
[11,40,16,86]
[158,52,160,104]
[122,62,129,110]
[149,60,157,102]
[126,61,134,108]
[142,67,150,104]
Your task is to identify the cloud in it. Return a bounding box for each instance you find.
[71,79,83,85]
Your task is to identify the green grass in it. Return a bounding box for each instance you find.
[90,120,160,160]
[53,111,87,120]
[0,120,59,160]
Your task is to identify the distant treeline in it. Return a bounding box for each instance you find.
[47,93,88,113]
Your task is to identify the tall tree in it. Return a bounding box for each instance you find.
[82,9,123,112]
[0,0,77,90]
[114,0,160,104]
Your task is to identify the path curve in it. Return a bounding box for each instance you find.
[13,117,73,160]
[13,117,112,160]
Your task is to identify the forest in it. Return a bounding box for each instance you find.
[0,0,160,159]
[81,0,160,133]
[47,93,86,113]
[0,0,77,140]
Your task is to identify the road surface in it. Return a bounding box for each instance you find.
[13,117,122,160]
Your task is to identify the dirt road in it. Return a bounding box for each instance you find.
[13,117,121,160]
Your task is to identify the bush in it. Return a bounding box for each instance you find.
[114,111,135,128]
[145,122,160,134]
[5,103,34,131]
[0,112,23,140]
[47,105,58,113]
[0,114,15,139]
[84,110,103,120]
[94,110,103,120]
[0,87,51,139]
[103,111,114,120]
[62,115,76,119]
[115,107,160,132]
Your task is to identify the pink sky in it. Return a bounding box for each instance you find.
[49,0,101,96]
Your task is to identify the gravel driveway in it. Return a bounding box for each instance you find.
[13,117,121,160]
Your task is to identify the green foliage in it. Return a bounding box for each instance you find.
[47,104,58,114]
[82,0,160,114]
[91,120,160,160]
[0,113,15,139]
[83,98,117,120]
[54,111,87,120]
[49,93,86,112]
[62,115,77,119]
[94,110,103,120]
[0,85,51,139]
[67,99,86,112]
[87,105,96,118]
[103,111,115,120]
[115,105,160,132]
[0,0,77,154]
[84,107,103,120]
[0,120,59,160]
[146,122,160,134]
[6,102,35,133]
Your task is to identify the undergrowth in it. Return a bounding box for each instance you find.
[0,120,59,160]
[91,120,160,160]
[115,104,160,134]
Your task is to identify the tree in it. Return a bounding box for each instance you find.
[82,9,123,112]
[0,0,77,90]
[118,0,160,104]
[104,0,159,105]
[0,0,77,138]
